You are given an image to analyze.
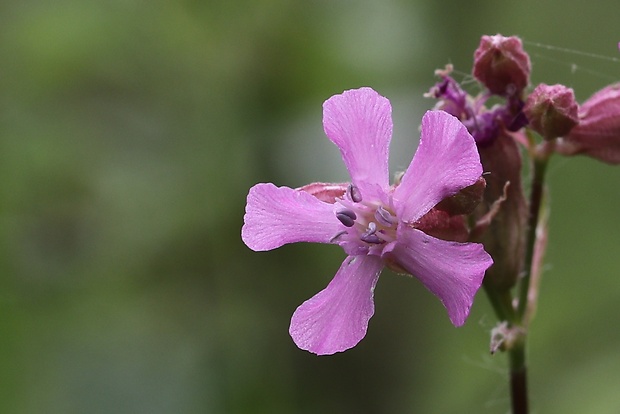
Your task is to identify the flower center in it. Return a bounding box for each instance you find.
[331,184,398,255]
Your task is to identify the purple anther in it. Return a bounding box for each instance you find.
[375,206,395,226]
[336,209,357,227]
[360,233,383,244]
[360,222,384,244]
[348,184,362,203]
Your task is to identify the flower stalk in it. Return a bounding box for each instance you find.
[509,342,528,414]
[518,140,553,321]
[503,137,552,413]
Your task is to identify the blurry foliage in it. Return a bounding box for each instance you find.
[0,0,618,413]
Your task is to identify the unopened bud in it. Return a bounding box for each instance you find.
[556,83,620,164]
[473,34,531,97]
[473,134,528,291]
[523,83,579,140]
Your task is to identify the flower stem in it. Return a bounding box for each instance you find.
[517,145,551,321]
[507,139,552,414]
[509,342,528,414]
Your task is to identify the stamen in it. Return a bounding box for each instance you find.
[336,209,357,227]
[360,222,384,244]
[375,206,395,226]
[348,184,362,203]
[361,233,383,244]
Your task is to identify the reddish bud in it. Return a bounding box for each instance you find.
[414,209,469,243]
[472,134,528,291]
[556,83,620,164]
[435,176,486,216]
[298,182,347,203]
[473,34,531,96]
[523,83,579,140]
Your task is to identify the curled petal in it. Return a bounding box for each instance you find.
[557,83,620,164]
[393,110,483,222]
[323,87,392,198]
[242,183,342,251]
[383,227,491,326]
[289,255,383,355]
[297,182,348,203]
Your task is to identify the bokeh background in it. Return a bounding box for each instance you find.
[1,0,619,413]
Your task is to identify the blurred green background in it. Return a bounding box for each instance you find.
[1,0,619,413]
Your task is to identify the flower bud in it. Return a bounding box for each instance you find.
[473,34,531,97]
[472,133,528,291]
[414,209,469,243]
[523,83,579,140]
[556,83,620,164]
[416,177,486,243]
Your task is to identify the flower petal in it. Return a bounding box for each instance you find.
[383,227,491,326]
[393,110,482,223]
[558,83,620,164]
[289,255,383,355]
[323,87,392,197]
[297,182,348,203]
[242,183,342,251]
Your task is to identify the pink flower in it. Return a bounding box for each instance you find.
[242,88,493,355]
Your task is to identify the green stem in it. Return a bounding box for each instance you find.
[508,139,553,413]
[509,342,528,414]
[517,150,550,320]
[499,136,554,414]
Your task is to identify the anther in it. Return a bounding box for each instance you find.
[348,184,362,203]
[375,206,395,226]
[360,222,384,244]
[361,233,383,244]
[336,209,357,227]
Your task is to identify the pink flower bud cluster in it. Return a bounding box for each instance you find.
[428,34,620,164]
[426,34,620,295]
